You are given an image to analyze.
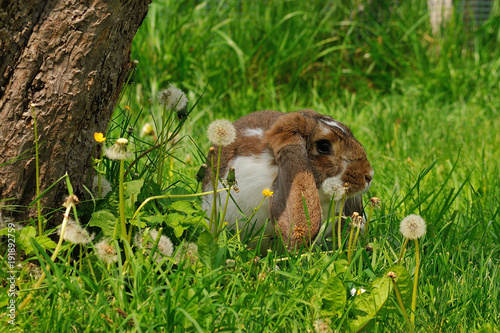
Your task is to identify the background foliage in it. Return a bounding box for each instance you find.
[2,0,499,331]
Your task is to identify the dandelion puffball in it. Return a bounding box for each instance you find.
[104,138,132,160]
[156,84,188,112]
[320,177,346,202]
[399,214,426,239]
[207,119,237,146]
[59,220,94,245]
[95,239,118,264]
[148,229,174,257]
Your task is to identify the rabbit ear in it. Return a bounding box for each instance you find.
[266,112,322,250]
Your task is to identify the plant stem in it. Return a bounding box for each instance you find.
[391,278,414,333]
[363,204,374,242]
[352,226,361,248]
[131,188,230,222]
[97,149,104,198]
[347,224,355,264]
[397,238,409,264]
[218,186,232,236]
[348,225,361,265]
[337,194,346,252]
[210,149,219,232]
[410,238,420,325]
[18,174,74,312]
[118,159,127,241]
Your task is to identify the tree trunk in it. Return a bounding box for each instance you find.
[0,0,151,223]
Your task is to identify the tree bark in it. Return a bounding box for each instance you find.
[0,0,151,223]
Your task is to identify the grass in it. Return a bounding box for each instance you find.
[1,0,499,331]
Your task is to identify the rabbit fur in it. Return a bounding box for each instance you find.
[202,109,373,251]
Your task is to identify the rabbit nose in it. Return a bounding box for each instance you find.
[365,170,374,184]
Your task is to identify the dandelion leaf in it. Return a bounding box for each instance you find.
[197,231,218,269]
[89,209,117,238]
[379,265,412,316]
[15,226,57,254]
[350,275,393,332]
[123,179,144,206]
[320,274,346,318]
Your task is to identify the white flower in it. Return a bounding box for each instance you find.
[95,239,118,264]
[207,119,237,146]
[350,287,367,297]
[156,84,188,112]
[399,214,426,239]
[59,220,94,245]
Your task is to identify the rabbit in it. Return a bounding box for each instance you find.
[202,109,373,251]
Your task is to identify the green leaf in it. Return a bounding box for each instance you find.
[34,235,57,250]
[379,265,412,316]
[164,212,185,227]
[140,214,164,226]
[197,231,218,269]
[123,179,144,206]
[170,200,199,215]
[351,276,393,332]
[320,274,346,317]
[19,226,36,254]
[88,209,117,238]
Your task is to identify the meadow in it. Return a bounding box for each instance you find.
[2,0,499,331]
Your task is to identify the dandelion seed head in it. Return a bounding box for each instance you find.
[104,138,132,160]
[313,318,333,333]
[26,262,42,280]
[59,220,94,245]
[207,119,236,146]
[156,84,188,112]
[149,229,174,257]
[95,239,118,264]
[351,212,364,228]
[369,197,381,208]
[320,177,346,202]
[225,259,236,268]
[399,214,426,239]
[92,175,112,197]
[135,230,174,263]
[133,233,143,248]
[175,242,198,265]
[62,195,79,208]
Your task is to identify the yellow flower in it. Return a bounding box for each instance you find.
[94,132,106,143]
[262,189,274,197]
[124,105,131,111]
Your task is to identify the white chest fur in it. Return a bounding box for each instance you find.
[202,150,345,247]
[203,150,278,239]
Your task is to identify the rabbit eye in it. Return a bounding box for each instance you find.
[315,140,331,154]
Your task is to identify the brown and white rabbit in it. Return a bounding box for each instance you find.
[202,109,373,251]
